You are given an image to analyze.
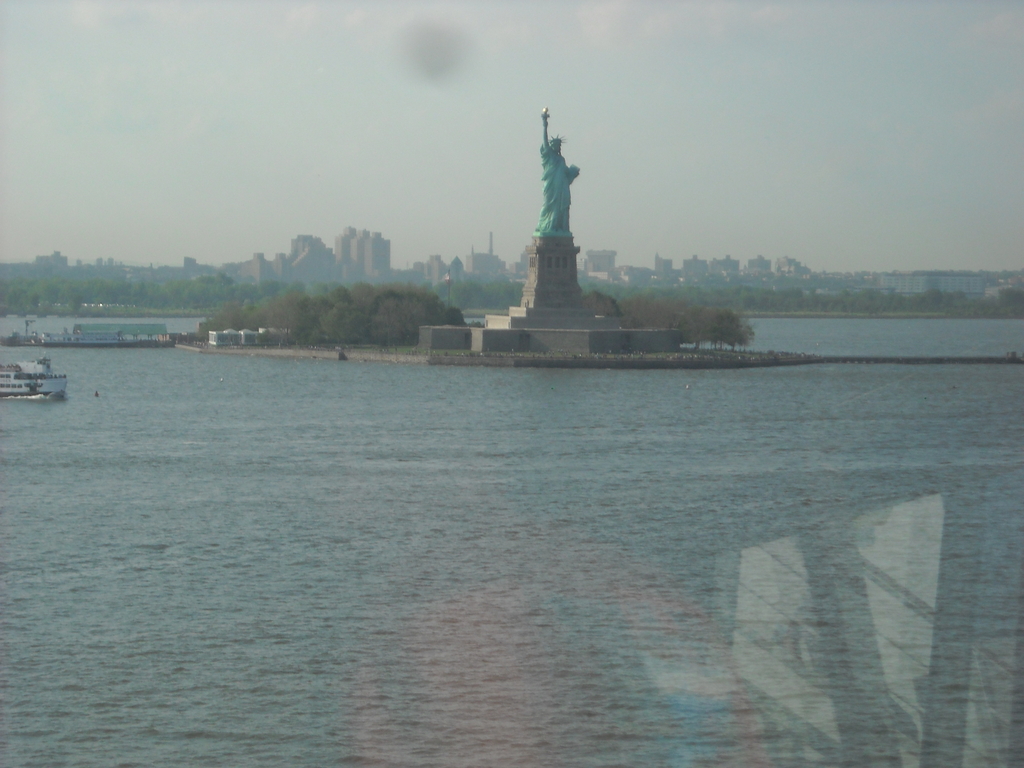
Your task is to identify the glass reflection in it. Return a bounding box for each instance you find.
[726,485,1023,768]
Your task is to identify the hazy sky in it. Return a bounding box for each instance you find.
[2,1,1022,272]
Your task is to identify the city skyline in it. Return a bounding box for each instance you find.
[2,2,1023,273]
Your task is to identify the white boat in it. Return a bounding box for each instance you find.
[0,357,68,399]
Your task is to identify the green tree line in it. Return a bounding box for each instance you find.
[581,283,1024,318]
[582,291,754,349]
[201,285,464,347]
[443,281,523,310]
[438,280,1024,318]
[0,274,524,316]
[0,275,291,314]
[4,275,1022,319]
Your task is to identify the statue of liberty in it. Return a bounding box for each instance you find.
[535,108,580,237]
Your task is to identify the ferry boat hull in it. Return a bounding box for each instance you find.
[0,358,68,399]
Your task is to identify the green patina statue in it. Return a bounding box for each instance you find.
[535,108,580,237]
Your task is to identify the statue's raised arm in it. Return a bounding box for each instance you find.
[535,109,579,238]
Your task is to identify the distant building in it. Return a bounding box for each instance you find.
[710,255,740,275]
[235,251,290,283]
[682,255,708,279]
[514,249,531,276]
[238,253,279,284]
[334,229,355,274]
[363,231,391,280]
[654,253,674,274]
[427,255,448,284]
[466,251,504,276]
[34,251,68,273]
[775,256,811,276]
[880,272,986,298]
[272,253,289,280]
[182,256,204,278]
[234,228,391,285]
[290,235,336,283]
[585,249,616,274]
[448,256,465,283]
[610,265,655,286]
[466,233,505,276]
[336,227,391,281]
[411,254,452,284]
[746,255,772,275]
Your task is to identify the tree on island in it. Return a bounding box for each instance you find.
[200,284,463,347]
[581,290,622,318]
[614,294,754,349]
[678,306,754,350]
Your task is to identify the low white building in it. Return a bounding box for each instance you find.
[239,329,258,346]
[209,329,241,346]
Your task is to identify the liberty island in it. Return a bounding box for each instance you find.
[421,110,680,355]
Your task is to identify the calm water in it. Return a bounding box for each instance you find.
[2,319,1022,767]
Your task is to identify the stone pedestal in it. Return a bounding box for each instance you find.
[484,235,620,332]
[520,236,583,310]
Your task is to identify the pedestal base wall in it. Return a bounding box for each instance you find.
[419,326,681,355]
[476,328,680,354]
[485,307,621,330]
[418,325,473,350]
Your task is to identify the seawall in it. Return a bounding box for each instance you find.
[818,355,1021,365]
[175,344,1023,368]
[176,344,819,368]
[176,343,342,361]
[176,344,429,364]
[425,354,819,369]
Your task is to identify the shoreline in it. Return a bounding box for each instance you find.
[174,344,1022,368]
[461,310,1024,321]
[6,312,1023,321]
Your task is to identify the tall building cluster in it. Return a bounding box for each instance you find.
[3,241,1014,302]
[234,229,391,284]
[411,233,502,284]
[578,251,814,285]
